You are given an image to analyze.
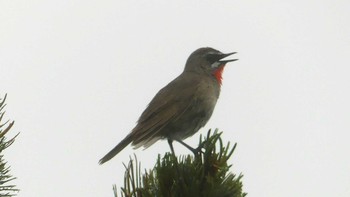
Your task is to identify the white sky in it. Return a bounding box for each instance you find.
[1,0,350,196]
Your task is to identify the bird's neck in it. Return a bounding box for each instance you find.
[212,66,225,85]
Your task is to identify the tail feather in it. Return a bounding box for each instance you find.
[99,134,133,165]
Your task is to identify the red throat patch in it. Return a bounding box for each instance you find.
[213,65,225,85]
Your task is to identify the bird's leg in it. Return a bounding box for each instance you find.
[168,139,176,156]
[175,139,204,155]
[168,139,187,191]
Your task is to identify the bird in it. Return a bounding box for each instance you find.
[99,47,237,164]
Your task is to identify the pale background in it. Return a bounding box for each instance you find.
[1,1,349,197]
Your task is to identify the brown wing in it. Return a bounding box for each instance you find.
[131,73,200,148]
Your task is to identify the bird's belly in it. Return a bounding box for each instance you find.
[165,101,215,140]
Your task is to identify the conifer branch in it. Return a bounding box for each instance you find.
[113,129,246,197]
[0,94,19,197]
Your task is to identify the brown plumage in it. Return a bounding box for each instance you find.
[99,47,237,164]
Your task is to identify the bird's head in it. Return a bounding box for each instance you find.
[184,47,238,85]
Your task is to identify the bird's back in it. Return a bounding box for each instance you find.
[130,71,220,148]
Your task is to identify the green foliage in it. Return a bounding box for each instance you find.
[0,94,19,197]
[114,129,246,197]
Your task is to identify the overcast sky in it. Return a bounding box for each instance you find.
[1,1,349,197]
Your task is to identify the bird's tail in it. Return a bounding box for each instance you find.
[99,134,133,165]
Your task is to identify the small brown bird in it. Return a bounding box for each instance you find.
[99,47,237,164]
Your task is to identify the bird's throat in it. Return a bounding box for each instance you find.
[213,66,225,85]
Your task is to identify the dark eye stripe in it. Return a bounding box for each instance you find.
[206,53,222,63]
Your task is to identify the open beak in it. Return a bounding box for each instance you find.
[218,52,238,64]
